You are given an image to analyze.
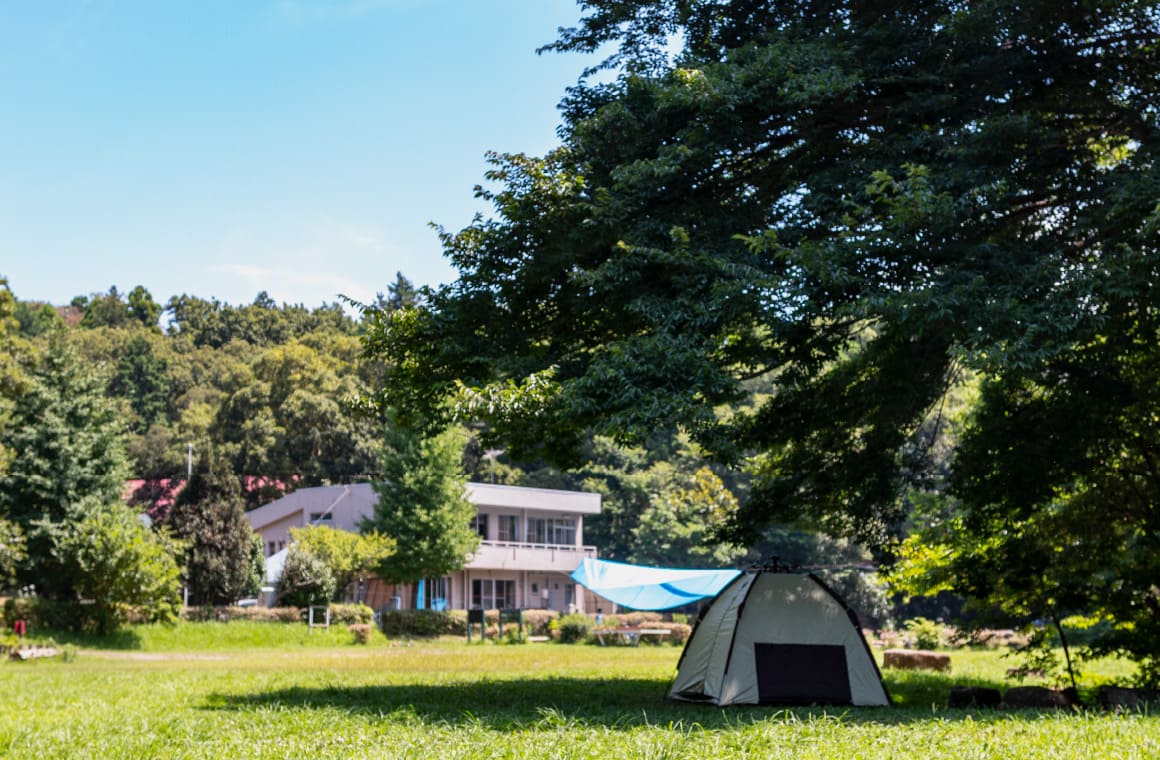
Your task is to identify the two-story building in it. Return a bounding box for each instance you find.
[245,482,602,613]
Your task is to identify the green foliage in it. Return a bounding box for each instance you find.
[49,502,183,634]
[12,299,62,338]
[378,609,462,638]
[506,432,733,564]
[3,278,395,521]
[629,467,745,568]
[0,334,128,594]
[109,334,172,433]
[363,422,479,591]
[0,518,25,589]
[182,605,303,623]
[79,286,133,329]
[288,525,394,601]
[364,3,1158,527]
[127,286,162,329]
[0,284,15,480]
[165,453,262,605]
[0,334,129,528]
[556,613,592,644]
[893,321,1160,682]
[3,596,87,631]
[903,618,945,651]
[328,603,374,625]
[165,292,357,349]
[370,271,422,313]
[520,609,558,637]
[277,544,337,608]
[180,603,367,626]
[212,339,381,499]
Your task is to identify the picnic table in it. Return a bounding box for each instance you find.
[592,627,671,647]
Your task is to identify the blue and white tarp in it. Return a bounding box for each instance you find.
[570,558,741,611]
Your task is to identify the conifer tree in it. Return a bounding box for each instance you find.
[166,452,262,605]
[362,421,478,605]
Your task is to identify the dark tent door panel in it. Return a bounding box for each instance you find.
[753,643,853,705]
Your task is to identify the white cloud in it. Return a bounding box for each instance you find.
[212,262,368,307]
[209,215,404,310]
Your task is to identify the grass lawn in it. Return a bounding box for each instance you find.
[1,623,1157,759]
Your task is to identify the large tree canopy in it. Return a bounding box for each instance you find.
[368,0,1159,549]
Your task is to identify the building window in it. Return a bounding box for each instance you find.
[267,541,276,557]
[471,513,489,540]
[309,512,333,524]
[423,577,450,610]
[526,517,576,546]
[497,515,519,542]
[471,579,515,609]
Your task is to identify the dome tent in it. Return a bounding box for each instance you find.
[669,564,890,707]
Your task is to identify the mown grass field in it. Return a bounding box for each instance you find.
[1,622,1157,759]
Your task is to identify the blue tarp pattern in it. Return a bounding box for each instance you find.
[570,558,741,611]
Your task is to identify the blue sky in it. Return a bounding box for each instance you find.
[0,0,601,309]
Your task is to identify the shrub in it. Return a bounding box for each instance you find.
[181,606,303,623]
[3,597,84,631]
[379,609,460,638]
[329,604,374,625]
[501,623,525,643]
[609,612,663,627]
[904,617,944,650]
[647,622,692,645]
[556,613,591,644]
[262,607,306,623]
[277,546,336,608]
[521,609,558,636]
[348,624,372,644]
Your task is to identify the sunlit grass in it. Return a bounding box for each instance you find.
[1,629,1156,759]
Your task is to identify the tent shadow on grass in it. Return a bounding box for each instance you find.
[205,672,1028,731]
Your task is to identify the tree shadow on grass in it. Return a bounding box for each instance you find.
[206,672,1026,732]
[32,626,143,650]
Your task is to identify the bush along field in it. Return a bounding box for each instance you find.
[1,621,1158,759]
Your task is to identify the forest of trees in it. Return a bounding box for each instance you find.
[2,275,880,631]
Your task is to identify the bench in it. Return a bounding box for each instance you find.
[593,627,671,646]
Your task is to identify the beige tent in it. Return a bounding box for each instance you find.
[669,569,890,706]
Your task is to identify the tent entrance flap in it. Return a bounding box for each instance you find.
[754,643,852,706]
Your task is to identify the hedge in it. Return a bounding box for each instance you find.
[380,609,462,638]
[181,603,373,624]
[379,608,563,638]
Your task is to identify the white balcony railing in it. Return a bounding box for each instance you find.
[467,540,597,573]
